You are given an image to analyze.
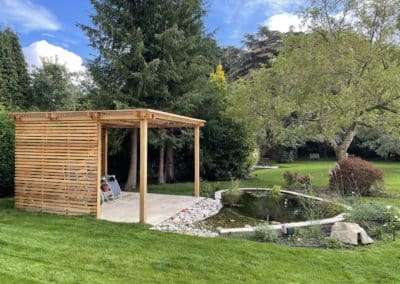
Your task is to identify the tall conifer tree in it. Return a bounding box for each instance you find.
[0,28,30,109]
[81,0,218,188]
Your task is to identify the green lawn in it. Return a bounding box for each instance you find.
[149,160,400,205]
[1,160,400,283]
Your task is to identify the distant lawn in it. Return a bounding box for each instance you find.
[149,160,400,206]
[0,198,400,283]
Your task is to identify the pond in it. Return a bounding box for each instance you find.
[200,189,342,229]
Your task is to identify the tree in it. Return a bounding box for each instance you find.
[221,27,283,81]
[357,124,400,158]
[30,60,82,111]
[0,106,14,196]
[81,0,219,188]
[228,67,304,162]
[209,64,228,91]
[0,28,30,109]
[231,0,400,160]
[184,64,255,180]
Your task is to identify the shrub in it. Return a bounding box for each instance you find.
[296,224,324,242]
[201,183,218,198]
[301,199,343,220]
[283,171,298,186]
[322,237,343,248]
[297,174,312,190]
[283,171,313,190]
[274,147,297,163]
[369,226,384,240]
[271,185,281,198]
[329,157,384,196]
[202,117,255,180]
[0,109,15,196]
[247,147,260,171]
[346,201,392,225]
[254,225,279,242]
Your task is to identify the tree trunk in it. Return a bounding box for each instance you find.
[125,128,138,190]
[158,143,165,184]
[332,123,357,161]
[334,147,348,161]
[165,145,175,183]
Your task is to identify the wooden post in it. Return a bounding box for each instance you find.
[194,126,200,198]
[139,119,148,223]
[96,124,102,219]
[104,128,108,176]
[101,128,108,176]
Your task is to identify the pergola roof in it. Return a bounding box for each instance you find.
[9,108,205,128]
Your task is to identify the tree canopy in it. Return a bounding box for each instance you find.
[0,28,30,109]
[229,0,400,160]
[81,0,218,111]
[221,27,283,81]
[30,60,83,111]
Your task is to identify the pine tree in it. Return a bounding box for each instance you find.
[81,0,219,188]
[221,27,284,81]
[0,28,30,109]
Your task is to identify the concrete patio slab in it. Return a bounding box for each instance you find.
[100,192,204,225]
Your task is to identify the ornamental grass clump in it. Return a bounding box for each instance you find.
[254,225,279,242]
[346,201,392,225]
[329,157,384,196]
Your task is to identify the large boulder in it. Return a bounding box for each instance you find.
[331,222,374,245]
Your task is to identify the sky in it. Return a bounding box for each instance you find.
[0,0,306,72]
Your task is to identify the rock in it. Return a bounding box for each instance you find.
[331,222,374,245]
[152,198,223,237]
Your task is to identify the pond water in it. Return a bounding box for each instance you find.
[200,190,342,229]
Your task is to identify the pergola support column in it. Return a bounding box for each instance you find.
[194,126,200,198]
[102,128,108,176]
[96,124,102,219]
[139,119,148,223]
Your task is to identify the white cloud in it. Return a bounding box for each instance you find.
[23,40,85,73]
[263,13,303,32]
[244,0,304,15]
[0,0,60,32]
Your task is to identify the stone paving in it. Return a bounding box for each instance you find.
[100,192,205,225]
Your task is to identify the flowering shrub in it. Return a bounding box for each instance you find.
[329,157,384,196]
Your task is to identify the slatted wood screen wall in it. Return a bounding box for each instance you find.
[15,120,100,216]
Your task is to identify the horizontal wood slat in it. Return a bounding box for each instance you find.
[14,121,99,216]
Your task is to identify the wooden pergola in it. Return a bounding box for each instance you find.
[9,109,205,223]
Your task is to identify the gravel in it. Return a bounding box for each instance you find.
[152,198,222,237]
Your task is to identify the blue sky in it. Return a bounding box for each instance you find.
[0,0,305,71]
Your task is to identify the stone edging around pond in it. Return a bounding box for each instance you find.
[214,188,347,235]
